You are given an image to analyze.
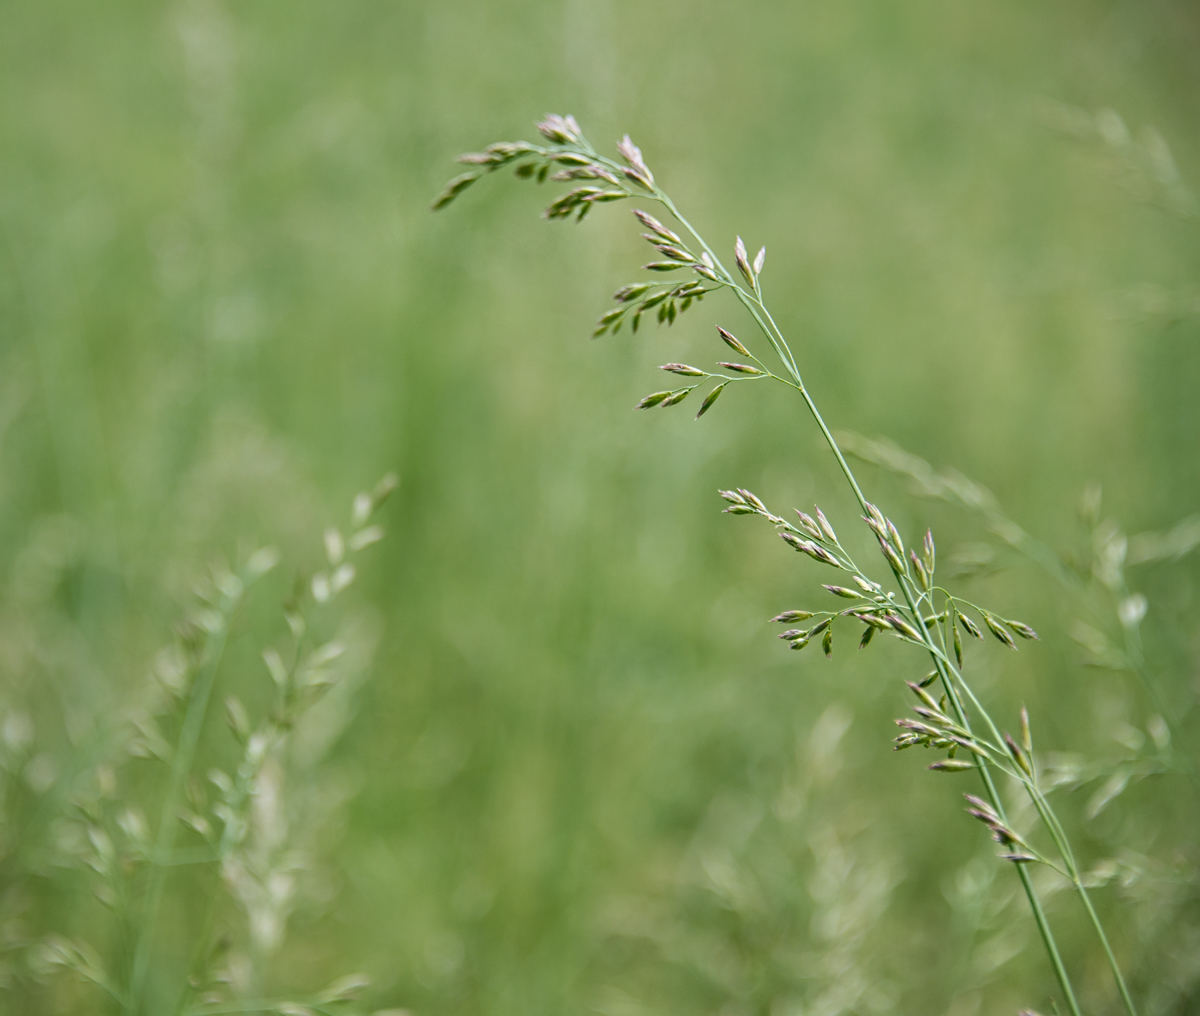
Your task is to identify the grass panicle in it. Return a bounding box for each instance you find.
[437,114,1155,1016]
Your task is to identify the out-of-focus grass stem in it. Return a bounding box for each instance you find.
[126,584,242,1015]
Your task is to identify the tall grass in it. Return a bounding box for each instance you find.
[435,114,1198,1015]
[15,479,392,1014]
[3,2,1200,1013]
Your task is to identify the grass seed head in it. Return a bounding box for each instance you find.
[911,551,930,590]
[877,536,907,575]
[431,172,482,210]
[907,681,941,711]
[633,209,681,244]
[794,511,822,539]
[1005,732,1034,777]
[983,612,1018,649]
[614,282,652,303]
[737,489,767,511]
[1007,619,1040,641]
[636,390,672,409]
[696,383,727,418]
[772,610,815,623]
[781,532,840,566]
[536,113,582,144]
[734,236,754,287]
[716,326,750,356]
[814,507,838,543]
[823,585,862,599]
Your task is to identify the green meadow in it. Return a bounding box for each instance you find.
[2,1,1199,1013]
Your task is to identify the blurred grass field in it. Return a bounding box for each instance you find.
[2,1,1200,1013]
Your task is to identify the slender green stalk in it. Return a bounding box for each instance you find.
[126,593,240,1015]
[674,180,1145,1016]
[640,174,1085,1004]
[649,174,1088,1014]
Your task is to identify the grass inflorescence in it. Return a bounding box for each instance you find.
[28,476,395,1016]
[436,114,1155,1016]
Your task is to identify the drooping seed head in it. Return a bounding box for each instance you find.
[859,625,875,649]
[719,489,747,505]
[660,363,705,376]
[696,383,726,419]
[717,362,764,375]
[431,172,483,210]
[636,391,672,409]
[1007,619,1039,641]
[982,612,1018,650]
[958,611,983,640]
[822,628,833,657]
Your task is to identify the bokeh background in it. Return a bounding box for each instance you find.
[3,0,1200,1013]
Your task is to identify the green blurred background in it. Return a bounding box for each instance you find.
[3,0,1200,1013]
